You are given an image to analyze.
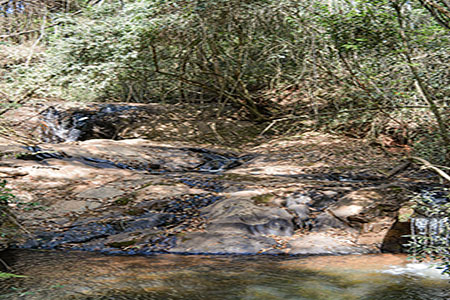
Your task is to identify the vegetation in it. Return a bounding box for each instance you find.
[0,272,25,279]
[1,0,448,161]
[0,180,15,205]
[407,189,450,275]
[0,180,22,280]
[0,180,15,239]
[0,0,449,272]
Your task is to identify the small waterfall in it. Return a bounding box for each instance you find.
[39,106,92,143]
[408,190,450,274]
[38,105,139,143]
[410,217,449,245]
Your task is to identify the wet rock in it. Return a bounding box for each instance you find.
[0,110,431,256]
[250,219,293,236]
[168,232,278,254]
[208,218,293,237]
[284,194,312,229]
[309,190,340,210]
[21,213,173,250]
[290,205,311,229]
[168,197,297,253]
[204,197,292,222]
[380,220,411,253]
[39,105,159,143]
[286,194,313,206]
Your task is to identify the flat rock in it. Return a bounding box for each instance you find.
[0,118,423,256]
[77,186,125,199]
[289,233,373,255]
[168,232,278,254]
[135,184,205,201]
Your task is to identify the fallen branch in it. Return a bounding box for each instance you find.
[386,160,412,178]
[410,156,450,183]
[4,210,32,236]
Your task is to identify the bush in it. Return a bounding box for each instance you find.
[6,0,449,161]
[36,0,310,118]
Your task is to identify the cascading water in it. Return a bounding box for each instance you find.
[407,189,450,274]
[38,105,139,143]
[39,106,92,143]
[410,217,449,253]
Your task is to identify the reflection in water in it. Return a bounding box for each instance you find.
[0,250,449,300]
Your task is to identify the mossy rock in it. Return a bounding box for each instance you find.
[251,193,275,205]
[114,197,133,206]
[176,232,191,242]
[126,208,146,216]
[107,240,136,248]
[398,207,414,222]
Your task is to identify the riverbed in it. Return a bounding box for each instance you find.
[1,250,449,300]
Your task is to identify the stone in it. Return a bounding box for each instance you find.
[77,186,125,199]
[286,194,312,206]
[312,212,346,230]
[0,109,421,256]
[57,200,89,213]
[0,167,28,177]
[287,204,310,228]
[208,218,293,237]
[329,204,364,219]
[398,206,414,222]
[169,232,277,254]
[135,184,204,201]
[289,233,372,255]
[322,190,338,198]
[202,197,293,226]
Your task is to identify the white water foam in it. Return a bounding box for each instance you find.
[382,262,450,280]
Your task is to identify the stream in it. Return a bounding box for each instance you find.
[2,104,450,299]
[1,250,449,300]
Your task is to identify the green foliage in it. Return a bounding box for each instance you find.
[317,0,399,54]
[0,272,26,280]
[2,0,449,160]
[0,180,15,206]
[32,0,312,117]
[412,124,449,165]
[406,190,450,275]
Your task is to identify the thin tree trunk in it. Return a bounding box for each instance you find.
[393,2,450,157]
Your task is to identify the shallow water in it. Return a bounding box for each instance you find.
[0,250,449,300]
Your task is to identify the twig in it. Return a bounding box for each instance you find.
[210,123,225,143]
[5,210,32,236]
[259,115,305,136]
[0,258,12,271]
[0,10,82,40]
[386,161,412,178]
[25,10,47,67]
[0,87,38,116]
